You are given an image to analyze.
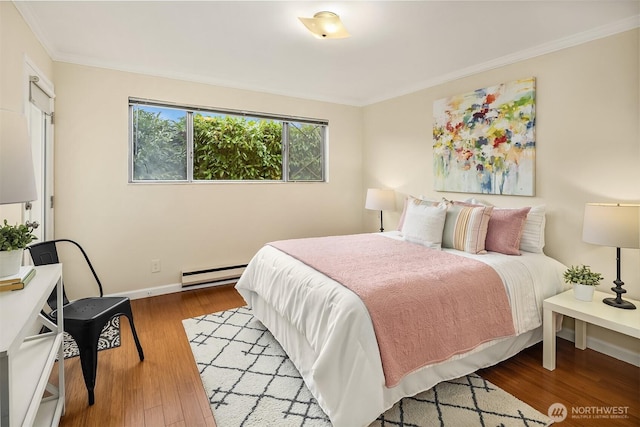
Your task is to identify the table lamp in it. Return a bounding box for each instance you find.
[365,189,395,232]
[582,203,639,310]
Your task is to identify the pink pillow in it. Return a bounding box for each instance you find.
[485,207,531,255]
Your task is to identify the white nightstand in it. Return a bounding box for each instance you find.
[542,289,640,370]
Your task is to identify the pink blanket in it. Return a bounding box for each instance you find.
[269,234,515,387]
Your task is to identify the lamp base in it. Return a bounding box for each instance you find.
[603,297,636,310]
[605,276,637,310]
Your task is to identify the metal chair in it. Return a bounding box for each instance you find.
[27,239,144,405]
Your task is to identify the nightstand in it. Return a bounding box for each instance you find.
[543,289,640,370]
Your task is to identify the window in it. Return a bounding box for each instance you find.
[129,99,327,182]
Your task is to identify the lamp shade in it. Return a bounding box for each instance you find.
[0,110,37,204]
[365,189,395,211]
[582,203,640,249]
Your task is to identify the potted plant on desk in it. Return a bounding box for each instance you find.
[563,264,603,302]
[0,220,38,277]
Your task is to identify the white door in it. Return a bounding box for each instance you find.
[23,70,54,241]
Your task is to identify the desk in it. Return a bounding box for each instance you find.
[543,289,640,370]
[0,264,64,427]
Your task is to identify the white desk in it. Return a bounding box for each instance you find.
[543,289,640,370]
[0,264,65,427]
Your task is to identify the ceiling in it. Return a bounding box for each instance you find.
[14,1,640,106]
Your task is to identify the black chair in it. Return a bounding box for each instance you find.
[27,239,144,405]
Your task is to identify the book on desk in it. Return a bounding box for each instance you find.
[0,265,36,292]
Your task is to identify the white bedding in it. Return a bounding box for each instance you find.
[235,232,567,427]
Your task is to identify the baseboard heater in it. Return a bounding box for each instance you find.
[181,264,247,288]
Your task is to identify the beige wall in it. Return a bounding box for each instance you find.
[0,1,54,223]
[363,29,640,355]
[52,63,364,297]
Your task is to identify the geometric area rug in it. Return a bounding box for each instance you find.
[183,307,552,427]
[62,316,121,359]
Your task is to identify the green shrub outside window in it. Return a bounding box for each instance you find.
[129,99,327,182]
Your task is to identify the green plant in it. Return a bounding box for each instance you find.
[0,220,39,251]
[563,265,603,286]
[193,115,283,180]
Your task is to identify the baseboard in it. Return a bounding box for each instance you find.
[557,328,640,367]
[106,279,238,300]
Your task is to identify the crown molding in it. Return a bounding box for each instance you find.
[13,1,59,61]
[365,14,640,106]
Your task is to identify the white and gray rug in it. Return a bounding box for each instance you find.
[183,307,552,427]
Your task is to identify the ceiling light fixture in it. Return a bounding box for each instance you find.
[299,11,350,39]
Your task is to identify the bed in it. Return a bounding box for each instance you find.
[235,200,568,427]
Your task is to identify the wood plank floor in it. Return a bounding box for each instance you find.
[56,285,639,427]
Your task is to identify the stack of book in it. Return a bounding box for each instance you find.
[0,266,36,292]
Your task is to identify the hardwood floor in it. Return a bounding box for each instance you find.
[56,285,639,427]
[479,338,639,426]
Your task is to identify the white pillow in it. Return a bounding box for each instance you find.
[401,201,447,249]
[520,205,546,253]
[397,195,440,231]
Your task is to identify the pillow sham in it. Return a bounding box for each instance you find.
[442,203,493,254]
[520,205,546,253]
[485,207,531,255]
[400,200,447,249]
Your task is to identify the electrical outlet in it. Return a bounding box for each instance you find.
[151,259,161,273]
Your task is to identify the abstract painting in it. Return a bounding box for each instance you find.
[433,78,536,196]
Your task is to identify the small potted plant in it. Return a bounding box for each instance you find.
[0,220,39,277]
[563,264,603,301]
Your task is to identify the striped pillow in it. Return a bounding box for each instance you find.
[442,204,493,254]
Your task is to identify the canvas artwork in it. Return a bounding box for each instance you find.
[433,78,536,196]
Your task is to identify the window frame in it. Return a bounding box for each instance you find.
[128,98,328,183]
